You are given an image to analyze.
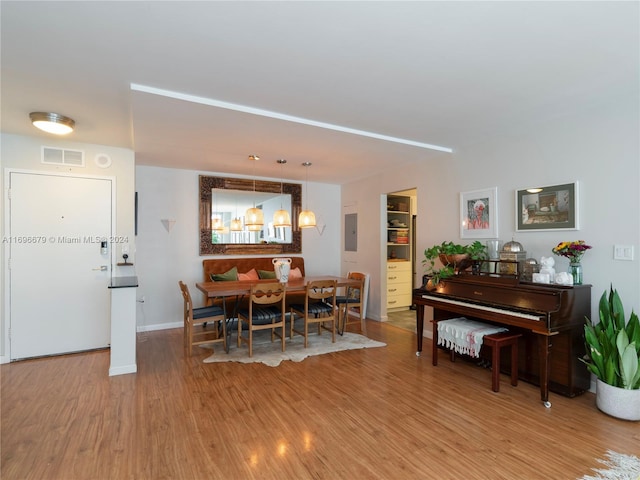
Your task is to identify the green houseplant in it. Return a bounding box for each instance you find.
[422,241,487,288]
[422,244,455,288]
[582,286,640,420]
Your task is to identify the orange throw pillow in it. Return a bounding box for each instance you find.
[238,268,259,281]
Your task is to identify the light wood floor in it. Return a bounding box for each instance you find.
[2,321,639,480]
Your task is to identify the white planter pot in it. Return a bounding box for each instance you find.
[596,379,640,421]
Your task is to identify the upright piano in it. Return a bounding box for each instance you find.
[413,273,591,407]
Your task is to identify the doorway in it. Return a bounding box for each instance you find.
[7,171,114,360]
[385,188,417,331]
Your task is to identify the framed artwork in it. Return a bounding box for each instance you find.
[515,181,579,231]
[460,187,498,239]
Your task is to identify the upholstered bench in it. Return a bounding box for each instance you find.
[202,257,306,310]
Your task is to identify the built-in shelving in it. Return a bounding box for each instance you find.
[386,194,412,311]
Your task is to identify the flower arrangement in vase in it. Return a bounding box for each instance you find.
[552,240,592,284]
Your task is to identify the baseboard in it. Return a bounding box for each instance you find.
[109,364,137,376]
[137,321,182,333]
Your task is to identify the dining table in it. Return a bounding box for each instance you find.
[196,275,360,300]
[195,275,361,345]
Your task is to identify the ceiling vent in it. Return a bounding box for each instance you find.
[41,146,84,167]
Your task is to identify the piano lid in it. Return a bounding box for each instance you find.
[424,273,568,315]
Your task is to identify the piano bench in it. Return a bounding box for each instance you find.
[482,332,522,393]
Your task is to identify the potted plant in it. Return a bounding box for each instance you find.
[422,249,454,290]
[582,286,640,420]
[422,241,487,289]
[436,241,470,268]
[465,240,488,274]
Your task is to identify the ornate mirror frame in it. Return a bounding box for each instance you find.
[199,175,302,255]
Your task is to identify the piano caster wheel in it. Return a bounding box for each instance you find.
[416,351,421,357]
[543,401,551,408]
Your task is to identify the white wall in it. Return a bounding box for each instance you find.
[342,99,640,324]
[1,133,136,360]
[134,166,340,330]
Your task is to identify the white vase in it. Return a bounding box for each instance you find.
[596,379,640,421]
[272,257,292,283]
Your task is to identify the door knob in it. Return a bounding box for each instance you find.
[92,265,108,271]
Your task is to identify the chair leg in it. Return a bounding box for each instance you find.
[337,305,345,335]
[219,319,228,353]
[289,311,294,339]
[510,341,518,387]
[331,317,336,343]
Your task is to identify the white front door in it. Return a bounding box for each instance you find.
[8,171,114,359]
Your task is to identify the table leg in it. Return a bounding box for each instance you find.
[416,303,424,355]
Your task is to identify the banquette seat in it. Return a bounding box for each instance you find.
[202,257,306,311]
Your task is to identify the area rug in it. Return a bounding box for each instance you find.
[579,451,640,480]
[202,331,386,367]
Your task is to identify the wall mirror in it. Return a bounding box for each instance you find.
[200,175,302,255]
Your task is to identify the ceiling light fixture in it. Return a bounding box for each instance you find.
[245,155,264,230]
[298,162,316,228]
[273,159,292,228]
[29,112,75,135]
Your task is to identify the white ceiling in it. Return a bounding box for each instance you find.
[1,1,637,184]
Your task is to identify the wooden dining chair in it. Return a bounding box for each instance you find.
[335,272,367,335]
[178,281,227,356]
[290,279,337,348]
[237,282,287,357]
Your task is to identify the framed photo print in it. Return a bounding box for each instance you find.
[460,187,498,239]
[515,182,579,231]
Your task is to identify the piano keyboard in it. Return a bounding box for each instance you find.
[422,295,542,321]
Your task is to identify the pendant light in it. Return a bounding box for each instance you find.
[230,195,243,231]
[298,162,316,228]
[273,159,292,227]
[245,155,264,229]
[211,217,225,231]
[230,217,243,231]
[211,192,225,231]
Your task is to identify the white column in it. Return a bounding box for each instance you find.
[109,276,138,376]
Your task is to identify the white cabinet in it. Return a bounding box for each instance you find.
[387,260,412,311]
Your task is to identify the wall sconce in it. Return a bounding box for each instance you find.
[161,219,176,233]
[30,112,75,135]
